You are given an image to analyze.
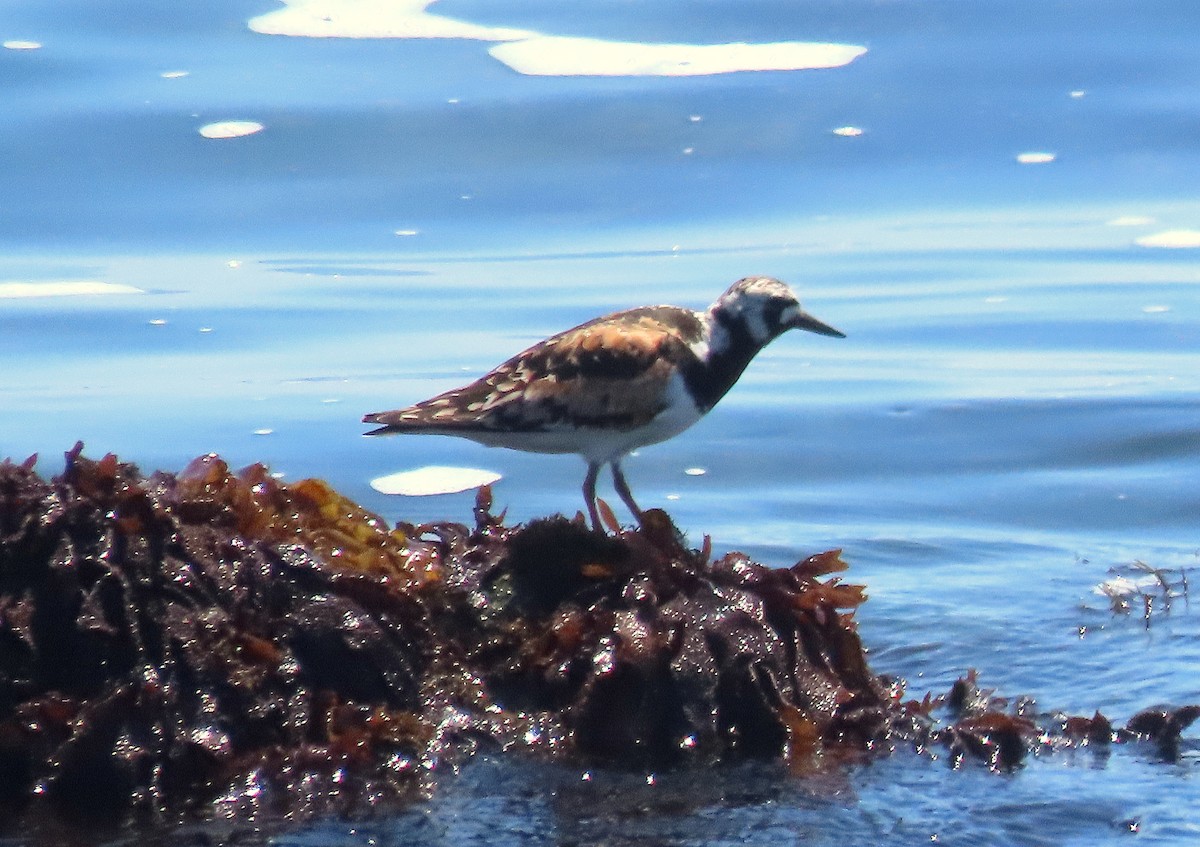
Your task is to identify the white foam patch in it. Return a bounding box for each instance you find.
[1135,229,1200,249]
[199,121,264,139]
[249,0,536,41]
[489,36,866,77]
[371,465,502,496]
[0,281,144,299]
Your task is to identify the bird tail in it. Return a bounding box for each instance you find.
[362,410,414,436]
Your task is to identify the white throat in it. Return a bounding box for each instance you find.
[689,308,734,364]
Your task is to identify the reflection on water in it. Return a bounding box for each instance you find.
[248,0,867,76]
[370,464,502,495]
[1137,229,1200,249]
[0,280,144,298]
[2,0,1199,842]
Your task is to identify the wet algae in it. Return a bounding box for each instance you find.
[0,446,1195,830]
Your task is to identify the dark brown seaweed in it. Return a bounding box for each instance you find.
[0,447,1193,830]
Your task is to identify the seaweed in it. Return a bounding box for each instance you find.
[0,447,1195,831]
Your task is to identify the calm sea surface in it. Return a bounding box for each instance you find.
[2,1,1198,844]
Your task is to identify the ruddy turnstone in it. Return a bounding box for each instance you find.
[363,276,844,529]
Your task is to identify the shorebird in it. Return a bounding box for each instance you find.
[363,276,844,529]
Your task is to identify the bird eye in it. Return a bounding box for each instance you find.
[766,297,792,325]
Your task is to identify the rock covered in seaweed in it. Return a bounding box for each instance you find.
[0,446,889,824]
[0,445,1196,831]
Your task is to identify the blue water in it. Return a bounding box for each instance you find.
[2,1,1199,843]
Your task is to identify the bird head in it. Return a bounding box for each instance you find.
[711,276,845,345]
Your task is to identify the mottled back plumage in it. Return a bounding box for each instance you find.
[365,307,706,437]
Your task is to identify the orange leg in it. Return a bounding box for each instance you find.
[610,460,645,525]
